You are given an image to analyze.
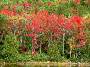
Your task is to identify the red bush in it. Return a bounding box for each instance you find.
[25,10,86,55]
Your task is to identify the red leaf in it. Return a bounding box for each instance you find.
[0,9,16,16]
[73,0,80,4]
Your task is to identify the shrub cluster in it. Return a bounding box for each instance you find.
[0,0,90,62]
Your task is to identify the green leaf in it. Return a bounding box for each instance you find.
[42,0,48,2]
[2,0,9,4]
[18,0,24,3]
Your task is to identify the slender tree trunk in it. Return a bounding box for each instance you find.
[63,33,65,56]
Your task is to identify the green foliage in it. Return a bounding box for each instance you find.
[0,5,3,10]
[77,45,90,62]
[22,35,32,50]
[12,0,25,4]
[17,54,32,61]
[42,0,48,3]
[77,4,90,16]
[48,42,62,61]
[18,0,24,3]
[32,53,49,61]
[56,2,74,17]
[0,0,90,62]
[0,14,7,30]
[48,5,58,13]
[16,6,24,13]
[0,14,7,23]
[1,34,20,62]
[42,0,57,2]
[2,0,10,4]
[28,0,32,3]
[68,44,90,62]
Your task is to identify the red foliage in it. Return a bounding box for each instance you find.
[25,10,64,54]
[64,19,73,30]
[0,9,16,16]
[23,2,31,8]
[25,33,37,38]
[75,32,86,48]
[25,10,65,35]
[71,16,83,25]
[73,0,80,4]
[25,10,86,55]
[47,2,52,6]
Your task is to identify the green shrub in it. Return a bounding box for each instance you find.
[0,14,7,59]
[17,53,32,62]
[0,14,7,24]
[1,34,20,62]
[0,14,7,32]
[48,42,62,61]
[32,53,49,61]
[56,2,74,17]
[77,45,90,62]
